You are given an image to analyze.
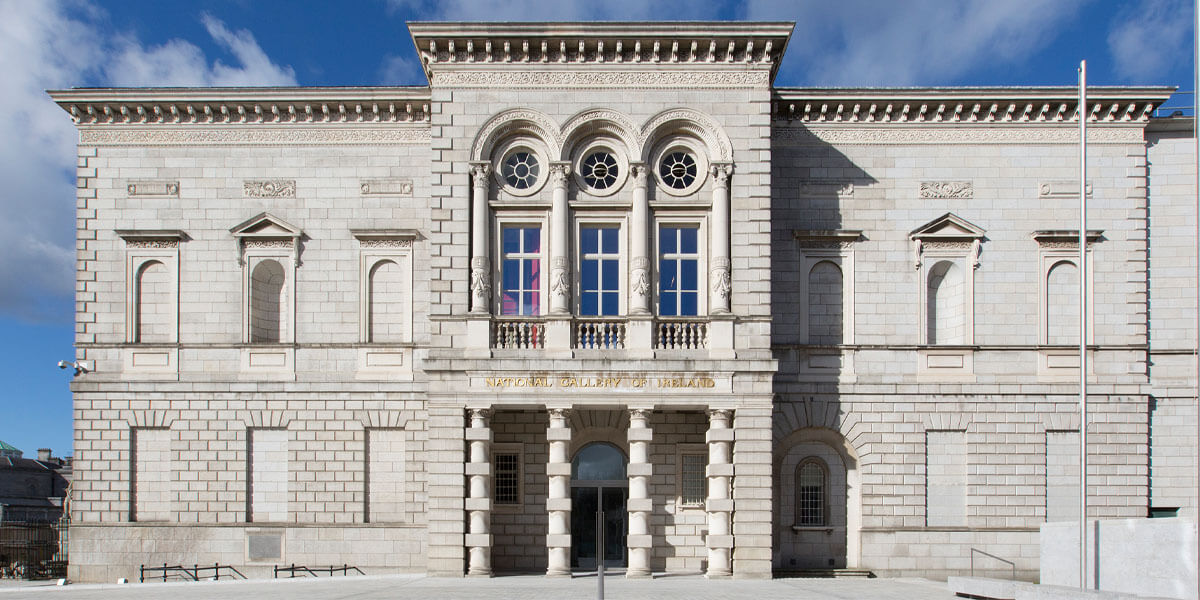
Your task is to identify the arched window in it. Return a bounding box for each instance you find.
[807,260,843,345]
[249,259,286,343]
[368,259,404,343]
[134,260,172,343]
[795,458,827,526]
[926,260,964,345]
[1046,260,1080,345]
[571,442,626,481]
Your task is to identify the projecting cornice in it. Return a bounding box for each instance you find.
[408,21,793,84]
[773,87,1174,124]
[49,87,432,126]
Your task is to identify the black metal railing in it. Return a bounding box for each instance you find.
[969,547,1016,580]
[274,563,365,578]
[0,519,69,580]
[139,563,246,583]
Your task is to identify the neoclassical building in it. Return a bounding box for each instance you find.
[52,22,1196,582]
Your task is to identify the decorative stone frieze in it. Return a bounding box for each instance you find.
[920,181,973,199]
[244,180,296,198]
[55,91,431,125]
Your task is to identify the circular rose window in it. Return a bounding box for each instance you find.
[581,151,619,190]
[659,151,698,190]
[502,151,540,190]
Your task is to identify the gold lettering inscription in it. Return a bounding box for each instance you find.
[483,374,716,389]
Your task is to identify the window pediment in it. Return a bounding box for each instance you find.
[909,213,985,241]
[230,213,303,266]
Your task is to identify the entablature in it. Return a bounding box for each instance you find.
[49,87,432,126]
[773,87,1174,124]
[409,21,793,84]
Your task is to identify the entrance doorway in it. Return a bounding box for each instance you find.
[570,442,627,569]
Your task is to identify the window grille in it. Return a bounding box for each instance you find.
[494,452,519,505]
[796,460,825,525]
[680,452,706,507]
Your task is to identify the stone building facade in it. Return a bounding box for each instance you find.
[51,22,1196,583]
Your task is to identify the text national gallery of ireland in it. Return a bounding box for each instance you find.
[51,22,1197,583]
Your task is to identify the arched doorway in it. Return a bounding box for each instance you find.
[570,442,628,569]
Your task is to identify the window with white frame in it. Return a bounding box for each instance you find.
[579,225,621,316]
[657,223,703,316]
[678,447,707,508]
[499,223,544,316]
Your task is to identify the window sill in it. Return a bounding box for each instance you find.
[791,525,833,535]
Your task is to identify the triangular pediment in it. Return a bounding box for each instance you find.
[909,213,985,240]
[230,213,302,239]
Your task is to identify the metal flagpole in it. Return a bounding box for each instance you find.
[1078,59,1089,591]
[1193,0,1199,595]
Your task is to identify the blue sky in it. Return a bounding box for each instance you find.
[0,0,1194,459]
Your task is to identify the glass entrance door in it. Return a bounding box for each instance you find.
[571,485,627,569]
[569,442,628,570]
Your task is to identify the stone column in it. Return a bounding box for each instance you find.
[709,164,733,315]
[545,408,572,576]
[465,409,493,576]
[469,163,492,314]
[626,408,653,578]
[549,163,572,315]
[705,409,735,578]
[629,164,651,315]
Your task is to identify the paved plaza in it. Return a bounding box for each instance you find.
[0,574,960,599]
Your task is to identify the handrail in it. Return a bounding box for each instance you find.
[969,547,1016,581]
[274,563,365,578]
[139,563,246,583]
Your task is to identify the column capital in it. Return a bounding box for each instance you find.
[707,408,733,426]
[470,162,491,186]
[549,162,572,188]
[628,408,653,424]
[629,162,649,186]
[547,407,572,421]
[468,408,492,425]
[710,162,734,184]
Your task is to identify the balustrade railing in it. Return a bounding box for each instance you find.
[655,317,708,349]
[489,316,711,350]
[492,317,544,349]
[575,318,626,349]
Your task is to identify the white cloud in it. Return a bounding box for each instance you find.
[388,0,722,21]
[0,0,296,323]
[106,13,296,86]
[1107,0,1192,82]
[379,53,426,85]
[746,0,1086,86]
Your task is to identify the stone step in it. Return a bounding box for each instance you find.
[777,569,874,579]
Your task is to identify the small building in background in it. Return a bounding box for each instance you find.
[0,444,72,524]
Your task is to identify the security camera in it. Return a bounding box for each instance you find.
[57,360,90,376]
